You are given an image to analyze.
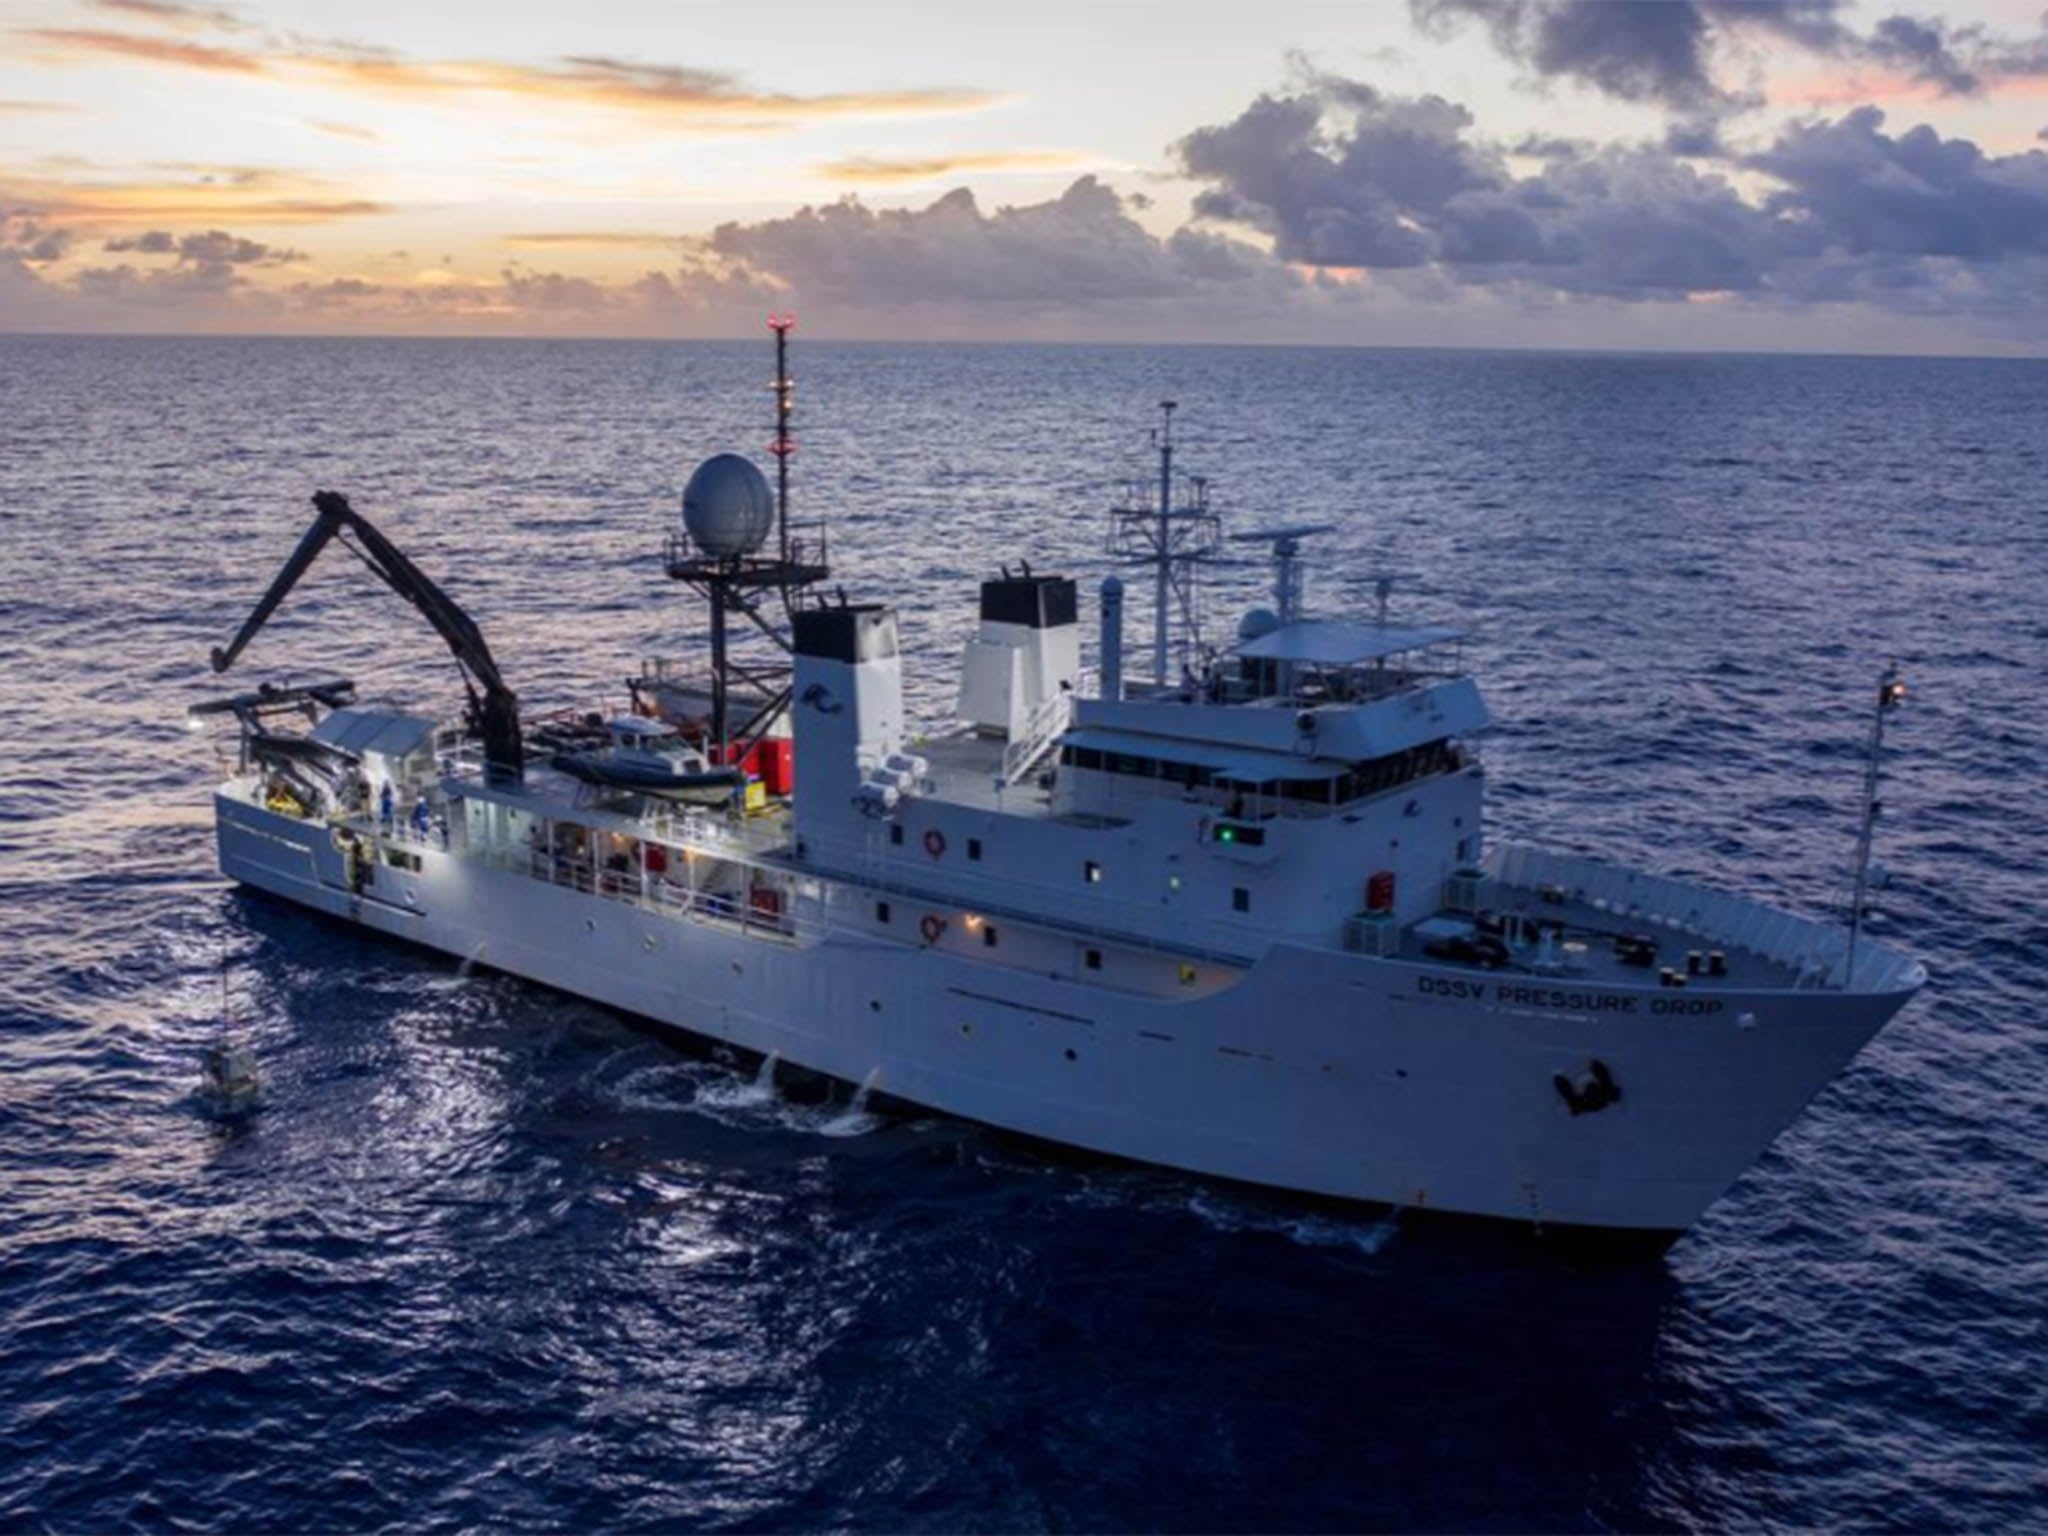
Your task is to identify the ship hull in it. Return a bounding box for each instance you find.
[217,795,1915,1241]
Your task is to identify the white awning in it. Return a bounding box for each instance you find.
[311,708,439,761]
[1237,620,1463,666]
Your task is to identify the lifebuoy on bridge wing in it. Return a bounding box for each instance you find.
[919,913,947,944]
[923,827,947,859]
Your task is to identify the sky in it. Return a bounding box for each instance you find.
[3,0,2048,353]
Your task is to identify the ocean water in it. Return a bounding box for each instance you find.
[1,334,2044,1532]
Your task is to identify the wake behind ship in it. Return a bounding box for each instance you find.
[191,327,1923,1255]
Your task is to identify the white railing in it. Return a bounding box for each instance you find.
[999,674,1091,787]
[1481,843,1922,993]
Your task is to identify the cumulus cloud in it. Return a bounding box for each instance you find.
[1748,107,2048,263]
[1411,0,2048,111]
[1174,71,2048,315]
[696,176,1299,312]
[1410,0,1842,112]
[0,215,73,263]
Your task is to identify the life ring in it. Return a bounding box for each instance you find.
[923,827,946,859]
[919,913,946,943]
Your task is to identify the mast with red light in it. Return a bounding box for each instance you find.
[658,313,830,760]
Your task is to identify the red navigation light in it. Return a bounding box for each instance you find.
[767,312,796,332]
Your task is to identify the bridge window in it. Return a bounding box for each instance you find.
[1232,886,1251,913]
[1084,947,1102,970]
[875,900,891,924]
[889,824,904,846]
[982,924,999,948]
[967,837,983,861]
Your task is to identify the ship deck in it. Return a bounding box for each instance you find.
[911,730,1059,816]
[1397,892,1806,994]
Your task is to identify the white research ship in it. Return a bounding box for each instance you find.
[193,331,1923,1256]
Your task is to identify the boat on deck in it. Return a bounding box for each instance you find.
[550,717,746,806]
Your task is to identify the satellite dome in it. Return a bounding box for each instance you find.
[1237,607,1281,644]
[681,453,774,560]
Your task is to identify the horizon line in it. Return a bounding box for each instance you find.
[2,326,2044,365]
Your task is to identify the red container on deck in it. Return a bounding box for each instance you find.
[1366,869,1396,913]
[749,886,783,919]
[757,737,794,796]
[713,738,794,797]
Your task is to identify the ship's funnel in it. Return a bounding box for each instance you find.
[956,572,1079,738]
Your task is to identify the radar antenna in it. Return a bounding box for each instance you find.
[1228,524,1336,625]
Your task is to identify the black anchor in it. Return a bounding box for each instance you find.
[1555,1059,1622,1117]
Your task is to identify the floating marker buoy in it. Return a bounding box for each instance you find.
[199,1042,262,1116]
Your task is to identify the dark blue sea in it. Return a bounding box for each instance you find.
[1,336,2044,1533]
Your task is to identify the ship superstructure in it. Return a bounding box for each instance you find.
[192,331,1923,1254]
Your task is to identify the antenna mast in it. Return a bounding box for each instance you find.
[1845,663,1907,985]
[770,312,795,567]
[659,314,829,755]
[1107,401,1220,689]
[1155,401,1174,687]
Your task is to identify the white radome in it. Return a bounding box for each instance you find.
[682,453,774,559]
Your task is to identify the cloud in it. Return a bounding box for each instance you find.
[17,27,260,74]
[1865,15,1981,95]
[103,227,305,264]
[1411,0,2048,112]
[1747,106,2048,263]
[101,228,175,253]
[695,176,1300,311]
[815,151,1093,185]
[304,118,380,142]
[501,230,678,248]
[13,25,1004,132]
[87,0,250,32]
[1408,0,1830,112]
[1,166,388,225]
[1174,71,2048,314]
[0,99,81,114]
[0,215,74,263]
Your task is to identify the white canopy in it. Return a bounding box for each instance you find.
[1236,620,1463,666]
[310,708,439,761]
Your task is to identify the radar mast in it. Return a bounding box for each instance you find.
[1106,402,1221,688]
[660,314,830,752]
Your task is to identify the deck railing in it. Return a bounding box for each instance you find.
[1482,843,1922,993]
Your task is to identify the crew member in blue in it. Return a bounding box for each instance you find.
[412,796,432,842]
[379,780,394,832]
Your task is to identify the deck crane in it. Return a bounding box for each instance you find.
[210,490,524,783]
